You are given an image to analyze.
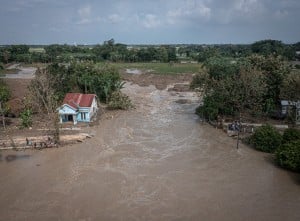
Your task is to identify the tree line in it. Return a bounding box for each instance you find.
[0,39,177,64]
[1,39,300,65]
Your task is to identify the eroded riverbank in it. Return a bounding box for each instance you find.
[0,82,299,221]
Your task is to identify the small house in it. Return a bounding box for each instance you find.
[280,100,290,115]
[58,93,98,124]
[280,100,300,124]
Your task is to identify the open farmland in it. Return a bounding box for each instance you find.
[29,47,45,53]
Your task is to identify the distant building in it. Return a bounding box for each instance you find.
[280,100,300,124]
[57,93,98,125]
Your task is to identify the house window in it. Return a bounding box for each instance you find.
[81,112,86,120]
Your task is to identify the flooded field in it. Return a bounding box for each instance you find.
[0,82,300,221]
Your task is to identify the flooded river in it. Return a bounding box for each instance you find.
[0,83,300,221]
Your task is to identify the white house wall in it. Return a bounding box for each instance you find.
[58,104,77,115]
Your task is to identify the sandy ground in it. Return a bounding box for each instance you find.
[4,63,36,79]
[0,81,300,221]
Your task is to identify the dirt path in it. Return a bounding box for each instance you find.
[0,82,300,221]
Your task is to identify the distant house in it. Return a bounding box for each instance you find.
[58,93,98,124]
[280,100,290,115]
[280,100,300,124]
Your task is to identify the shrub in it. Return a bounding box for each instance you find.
[282,128,300,144]
[249,124,282,153]
[275,141,300,172]
[20,109,32,128]
[108,91,133,110]
[0,79,10,102]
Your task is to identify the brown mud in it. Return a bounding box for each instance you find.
[0,82,300,221]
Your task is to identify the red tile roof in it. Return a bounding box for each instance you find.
[63,93,96,109]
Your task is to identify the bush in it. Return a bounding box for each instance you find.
[108,91,133,110]
[0,79,10,102]
[275,141,300,172]
[282,128,300,144]
[249,124,282,153]
[20,109,32,128]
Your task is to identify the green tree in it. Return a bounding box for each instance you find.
[249,124,282,153]
[248,54,289,111]
[198,47,220,62]
[280,71,300,101]
[282,128,300,144]
[251,40,285,56]
[193,56,270,120]
[275,141,300,171]
[204,57,240,80]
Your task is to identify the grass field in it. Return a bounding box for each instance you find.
[29,48,45,53]
[96,62,202,75]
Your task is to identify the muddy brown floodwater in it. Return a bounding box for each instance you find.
[0,82,300,221]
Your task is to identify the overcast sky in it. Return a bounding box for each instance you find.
[0,0,299,45]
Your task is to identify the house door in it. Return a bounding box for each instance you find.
[67,115,73,121]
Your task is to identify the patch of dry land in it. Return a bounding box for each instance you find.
[0,75,300,221]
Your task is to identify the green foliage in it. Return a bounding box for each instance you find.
[248,54,289,107]
[249,124,282,153]
[282,128,300,144]
[280,71,300,101]
[196,93,234,120]
[10,45,29,54]
[250,39,297,59]
[108,91,133,110]
[37,62,124,106]
[197,47,220,62]
[20,109,33,128]
[275,141,300,172]
[0,79,10,102]
[190,70,209,89]
[193,59,267,119]
[193,54,291,120]
[73,63,121,102]
[204,57,240,79]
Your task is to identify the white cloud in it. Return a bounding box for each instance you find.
[77,5,92,25]
[233,0,263,14]
[166,0,211,25]
[78,5,91,18]
[141,14,161,28]
[108,14,123,24]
